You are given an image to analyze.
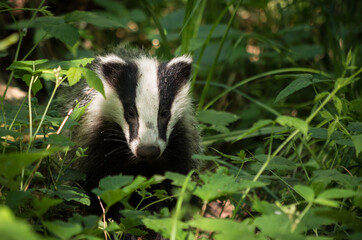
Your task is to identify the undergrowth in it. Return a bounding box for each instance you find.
[0,0,361,240]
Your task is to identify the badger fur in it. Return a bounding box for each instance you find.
[69,49,201,216]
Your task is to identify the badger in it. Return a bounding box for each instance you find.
[68,49,201,216]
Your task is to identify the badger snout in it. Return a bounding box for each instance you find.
[136,145,161,159]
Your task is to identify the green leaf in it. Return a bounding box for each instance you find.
[32,16,80,46]
[65,67,104,96]
[47,134,76,147]
[197,109,239,133]
[0,149,61,189]
[43,220,82,240]
[234,119,273,142]
[276,115,308,136]
[53,185,90,206]
[67,67,82,86]
[335,77,351,89]
[33,197,63,216]
[41,58,94,69]
[318,188,358,199]
[0,128,23,139]
[82,68,105,97]
[70,102,91,121]
[348,122,362,133]
[346,48,353,66]
[98,175,134,190]
[142,218,188,240]
[192,168,266,202]
[294,185,314,202]
[351,134,362,156]
[333,96,343,115]
[274,74,312,103]
[254,154,296,170]
[253,214,293,238]
[65,11,125,28]
[188,218,257,240]
[313,198,340,208]
[314,92,329,103]
[98,188,125,208]
[311,169,359,188]
[22,74,43,95]
[0,206,43,240]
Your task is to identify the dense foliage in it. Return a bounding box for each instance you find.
[0,0,361,239]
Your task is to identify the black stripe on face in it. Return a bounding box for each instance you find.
[100,60,139,142]
[157,60,191,141]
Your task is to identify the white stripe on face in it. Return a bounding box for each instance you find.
[129,57,166,156]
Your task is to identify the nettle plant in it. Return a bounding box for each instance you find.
[1,1,362,240]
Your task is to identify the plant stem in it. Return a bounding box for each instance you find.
[191,1,234,91]
[170,170,194,240]
[232,68,362,218]
[203,67,331,110]
[198,0,242,109]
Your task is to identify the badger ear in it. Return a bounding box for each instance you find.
[94,54,126,86]
[166,55,192,84]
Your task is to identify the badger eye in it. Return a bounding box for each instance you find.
[160,110,170,118]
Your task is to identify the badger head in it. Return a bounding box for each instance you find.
[90,53,193,161]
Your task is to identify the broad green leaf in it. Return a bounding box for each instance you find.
[82,68,105,97]
[32,16,80,46]
[327,120,337,140]
[71,101,91,121]
[41,58,94,69]
[65,67,104,96]
[5,191,32,211]
[253,214,293,238]
[294,185,314,202]
[43,220,82,240]
[254,154,296,170]
[351,134,362,156]
[191,154,221,161]
[314,92,329,103]
[188,218,257,240]
[193,168,265,202]
[197,109,239,133]
[65,11,125,28]
[313,198,340,208]
[0,128,23,139]
[47,134,76,147]
[234,119,273,142]
[52,185,90,206]
[290,44,324,60]
[311,169,359,188]
[165,171,195,188]
[318,188,358,199]
[142,218,188,240]
[33,197,63,216]
[276,115,308,136]
[0,206,43,240]
[9,59,48,66]
[335,77,352,88]
[0,149,61,189]
[274,75,312,103]
[67,67,82,86]
[120,209,149,230]
[98,175,133,190]
[348,122,362,133]
[333,96,343,115]
[98,188,125,207]
[309,127,343,140]
[22,74,43,95]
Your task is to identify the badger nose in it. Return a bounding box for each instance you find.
[136,145,161,159]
